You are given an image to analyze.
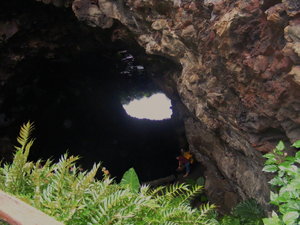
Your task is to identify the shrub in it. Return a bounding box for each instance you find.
[0,122,217,224]
[262,141,300,225]
[220,199,264,225]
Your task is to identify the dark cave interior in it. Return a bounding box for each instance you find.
[0,0,187,181]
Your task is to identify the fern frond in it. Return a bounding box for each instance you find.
[199,202,216,214]
[1,122,36,194]
[177,184,203,205]
[24,139,35,160]
[161,183,189,202]
[195,203,216,222]
[232,198,264,219]
[76,163,100,190]
[89,189,132,224]
[100,189,130,213]
[161,222,177,225]
[139,184,150,195]
[147,185,165,198]
[16,121,35,150]
[160,206,188,221]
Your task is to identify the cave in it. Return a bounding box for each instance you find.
[0,0,188,183]
[1,0,300,215]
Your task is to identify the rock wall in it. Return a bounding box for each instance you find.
[0,0,292,212]
[65,0,300,212]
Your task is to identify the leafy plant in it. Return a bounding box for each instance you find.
[262,141,300,225]
[185,177,208,202]
[220,199,264,225]
[232,199,264,221]
[0,122,218,224]
[196,177,205,186]
[120,167,140,193]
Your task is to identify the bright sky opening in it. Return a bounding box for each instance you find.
[123,93,172,120]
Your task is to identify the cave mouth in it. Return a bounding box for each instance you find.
[0,0,188,182]
[1,51,183,182]
[122,92,173,120]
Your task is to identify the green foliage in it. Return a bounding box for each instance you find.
[179,177,209,206]
[262,140,300,225]
[220,215,240,225]
[196,177,205,186]
[220,199,264,225]
[120,167,140,193]
[292,140,300,148]
[232,199,264,223]
[0,219,9,225]
[0,122,217,224]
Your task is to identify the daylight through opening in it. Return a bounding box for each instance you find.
[122,93,172,120]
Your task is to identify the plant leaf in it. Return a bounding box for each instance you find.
[269,177,285,186]
[263,211,282,225]
[270,191,279,205]
[265,157,277,165]
[295,151,300,163]
[16,121,35,149]
[262,165,278,173]
[262,217,281,225]
[292,140,300,148]
[263,153,275,159]
[196,177,205,186]
[120,168,140,193]
[282,211,299,225]
[276,141,285,151]
[231,199,264,220]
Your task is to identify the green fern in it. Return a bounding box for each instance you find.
[232,198,264,220]
[177,184,203,204]
[155,183,189,203]
[0,123,217,224]
[0,122,35,194]
[16,121,35,150]
[220,199,264,225]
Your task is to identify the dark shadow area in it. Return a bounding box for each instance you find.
[0,0,187,181]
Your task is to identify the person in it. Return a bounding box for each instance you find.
[181,149,194,164]
[176,151,191,177]
[102,167,110,178]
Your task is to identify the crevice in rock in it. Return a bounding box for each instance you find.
[260,0,282,11]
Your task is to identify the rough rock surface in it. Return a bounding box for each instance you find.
[0,0,298,213]
[64,0,300,212]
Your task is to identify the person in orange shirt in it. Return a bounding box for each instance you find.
[176,149,194,177]
[181,149,194,164]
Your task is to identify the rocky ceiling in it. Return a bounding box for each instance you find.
[1,0,300,214]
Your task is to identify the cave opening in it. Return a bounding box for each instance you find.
[119,51,173,121]
[122,92,172,120]
[0,0,188,182]
[4,0,297,216]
